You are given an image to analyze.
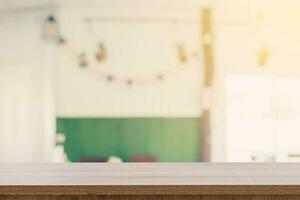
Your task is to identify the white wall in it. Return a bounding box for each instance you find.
[212,0,300,161]
[54,0,300,160]
[0,7,56,162]
[7,0,300,161]
[55,0,206,117]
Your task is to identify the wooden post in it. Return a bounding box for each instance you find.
[200,7,214,162]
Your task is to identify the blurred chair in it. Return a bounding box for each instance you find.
[129,155,158,162]
[79,156,108,162]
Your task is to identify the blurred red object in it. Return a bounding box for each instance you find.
[129,155,158,162]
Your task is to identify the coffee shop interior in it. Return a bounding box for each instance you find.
[1,0,300,163]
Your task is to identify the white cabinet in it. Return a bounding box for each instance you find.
[226,74,300,162]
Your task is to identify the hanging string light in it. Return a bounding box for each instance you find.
[256,10,272,70]
[176,44,188,64]
[52,15,200,87]
[57,38,199,87]
[157,74,165,81]
[42,14,66,44]
[78,52,88,68]
[95,42,108,63]
[106,75,114,82]
[258,48,271,69]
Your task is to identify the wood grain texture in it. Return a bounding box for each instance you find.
[2,163,300,185]
[2,185,300,195]
[1,163,300,195]
[1,196,300,200]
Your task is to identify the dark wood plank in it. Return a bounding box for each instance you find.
[1,195,300,200]
[3,185,300,195]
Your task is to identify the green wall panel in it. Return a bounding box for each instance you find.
[57,118,201,162]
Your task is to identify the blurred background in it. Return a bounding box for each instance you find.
[1,0,300,163]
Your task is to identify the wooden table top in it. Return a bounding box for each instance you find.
[1,163,300,195]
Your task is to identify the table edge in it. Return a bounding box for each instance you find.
[1,185,300,195]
